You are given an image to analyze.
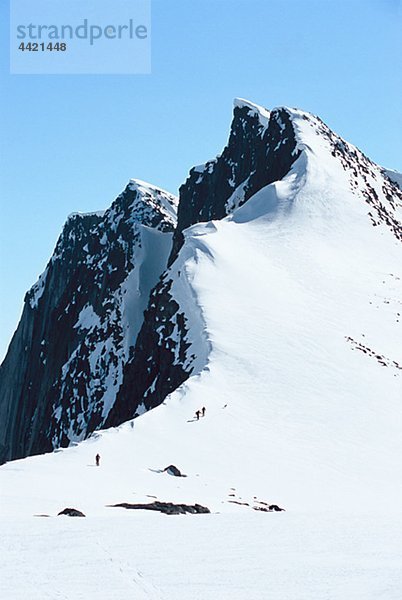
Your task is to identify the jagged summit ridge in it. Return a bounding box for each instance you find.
[233,97,271,129]
[125,178,178,222]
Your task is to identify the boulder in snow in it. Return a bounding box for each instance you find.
[58,507,86,517]
[163,464,186,477]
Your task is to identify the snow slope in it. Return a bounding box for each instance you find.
[1,101,402,598]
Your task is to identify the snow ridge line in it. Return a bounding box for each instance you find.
[168,227,214,378]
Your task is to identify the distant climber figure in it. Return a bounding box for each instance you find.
[95,453,100,467]
[195,410,201,421]
[201,406,206,417]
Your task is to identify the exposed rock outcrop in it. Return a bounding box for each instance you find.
[164,465,186,477]
[58,507,86,517]
[109,501,210,515]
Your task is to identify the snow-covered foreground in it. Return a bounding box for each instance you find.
[2,513,402,600]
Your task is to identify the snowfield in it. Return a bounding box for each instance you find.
[2,513,402,600]
[1,101,402,598]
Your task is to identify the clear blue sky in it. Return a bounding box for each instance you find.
[1,0,401,360]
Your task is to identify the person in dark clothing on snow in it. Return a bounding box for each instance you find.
[201,406,206,417]
[195,410,201,420]
[95,453,100,466]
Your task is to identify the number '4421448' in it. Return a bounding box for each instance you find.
[18,42,67,52]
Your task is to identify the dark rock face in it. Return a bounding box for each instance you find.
[106,266,203,427]
[58,507,86,517]
[169,101,300,263]
[109,501,210,515]
[0,181,177,463]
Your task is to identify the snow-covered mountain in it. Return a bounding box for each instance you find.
[1,98,402,599]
